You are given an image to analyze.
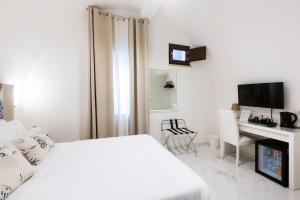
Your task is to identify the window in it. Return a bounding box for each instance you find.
[169,43,190,66]
[169,43,206,66]
[172,49,186,61]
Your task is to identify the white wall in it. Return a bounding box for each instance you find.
[4,0,300,144]
[0,0,215,142]
[0,0,140,142]
[148,16,215,143]
[0,0,91,142]
[207,0,300,129]
[159,0,300,135]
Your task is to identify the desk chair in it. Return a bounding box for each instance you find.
[219,110,255,167]
[161,119,198,156]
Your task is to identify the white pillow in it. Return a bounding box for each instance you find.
[12,128,54,165]
[0,145,35,200]
[0,120,27,143]
[8,121,27,137]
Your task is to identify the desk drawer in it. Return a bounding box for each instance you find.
[239,125,290,142]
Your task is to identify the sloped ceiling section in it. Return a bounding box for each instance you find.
[155,0,222,46]
[140,0,165,19]
[156,0,300,52]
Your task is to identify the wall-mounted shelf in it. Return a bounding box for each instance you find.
[169,43,206,66]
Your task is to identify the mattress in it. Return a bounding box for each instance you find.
[8,135,209,200]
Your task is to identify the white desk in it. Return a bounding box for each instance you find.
[239,122,300,190]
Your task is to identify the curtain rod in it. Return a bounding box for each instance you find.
[87,5,149,23]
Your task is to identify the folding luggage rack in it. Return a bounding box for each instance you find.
[161,119,198,156]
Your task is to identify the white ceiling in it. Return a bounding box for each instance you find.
[90,0,144,13]
[89,0,166,18]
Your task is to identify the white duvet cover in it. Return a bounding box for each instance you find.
[8,135,209,200]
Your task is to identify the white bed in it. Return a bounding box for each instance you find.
[8,135,209,200]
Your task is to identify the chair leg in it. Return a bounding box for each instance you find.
[185,135,189,151]
[163,135,172,151]
[185,133,197,156]
[236,146,240,167]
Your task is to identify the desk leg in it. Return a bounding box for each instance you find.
[289,134,300,190]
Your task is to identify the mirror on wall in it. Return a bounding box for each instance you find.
[149,69,178,111]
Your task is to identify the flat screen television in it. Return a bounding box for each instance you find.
[238,82,284,109]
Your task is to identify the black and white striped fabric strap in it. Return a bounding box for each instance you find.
[166,119,195,135]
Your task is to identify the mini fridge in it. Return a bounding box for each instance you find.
[255,139,289,187]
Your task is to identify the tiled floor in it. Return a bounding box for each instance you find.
[175,144,300,200]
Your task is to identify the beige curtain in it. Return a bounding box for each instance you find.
[88,7,115,139]
[128,18,149,134]
[88,7,149,139]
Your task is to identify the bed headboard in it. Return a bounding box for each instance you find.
[0,84,14,121]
